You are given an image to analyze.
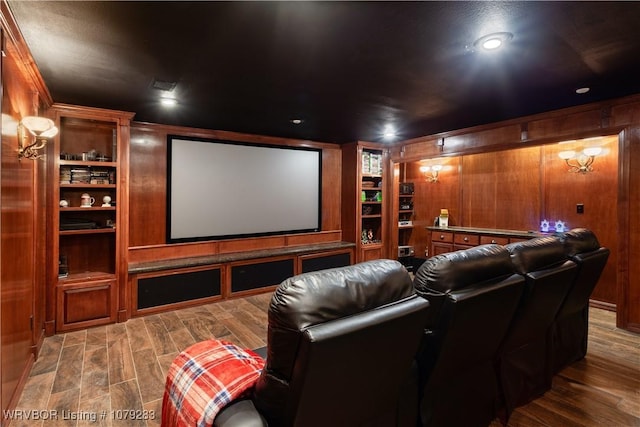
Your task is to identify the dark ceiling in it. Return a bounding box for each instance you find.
[8,1,640,144]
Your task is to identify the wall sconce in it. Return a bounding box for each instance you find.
[558,146,602,173]
[419,164,442,183]
[17,116,58,160]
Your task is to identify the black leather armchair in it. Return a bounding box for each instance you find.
[413,244,525,427]
[214,259,430,427]
[498,236,578,419]
[552,228,610,373]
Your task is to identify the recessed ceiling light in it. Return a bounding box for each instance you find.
[290,119,303,125]
[474,32,513,51]
[576,87,590,94]
[160,97,177,107]
[382,124,397,140]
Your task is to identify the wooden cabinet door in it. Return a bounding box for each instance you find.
[56,279,116,332]
[431,242,454,256]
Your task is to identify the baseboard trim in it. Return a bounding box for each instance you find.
[589,299,616,312]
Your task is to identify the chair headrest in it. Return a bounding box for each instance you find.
[269,259,413,331]
[413,244,514,294]
[560,228,601,257]
[505,236,566,274]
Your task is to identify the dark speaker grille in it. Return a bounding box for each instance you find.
[301,253,351,273]
[138,268,221,309]
[231,259,294,292]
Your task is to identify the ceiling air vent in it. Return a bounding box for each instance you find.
[151,78,177,92]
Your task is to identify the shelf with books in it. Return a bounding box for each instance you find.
[47,104,133,333]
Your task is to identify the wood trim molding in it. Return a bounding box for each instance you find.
[616,128,631,329]
[50,103,135,121]
[132,120,338,150]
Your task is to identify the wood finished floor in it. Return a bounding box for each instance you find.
[10,296,640,427]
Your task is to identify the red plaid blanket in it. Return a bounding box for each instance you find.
[161,339,265,427]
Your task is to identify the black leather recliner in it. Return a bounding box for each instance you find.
[413,244,525,427]
[214,259,430,427]
[552,228,610,374]
[498,236,578,420]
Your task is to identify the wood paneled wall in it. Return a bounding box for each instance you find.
[543,137,619,304]
[400,137,618,305]
[392,96,640,331]
[620,125,640,333]
[0,9,51,420]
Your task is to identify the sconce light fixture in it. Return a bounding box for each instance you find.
[558,146,602,173]
[17,116,58,160]
[419,164,442,183]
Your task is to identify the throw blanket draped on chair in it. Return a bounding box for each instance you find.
[161,339,265,427]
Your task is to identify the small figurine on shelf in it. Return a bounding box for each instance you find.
[102,195,112,207]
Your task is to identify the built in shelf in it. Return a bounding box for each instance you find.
[59,160,117,168]
[59,228,116,236]
[60,184,116,189]
[60,207,116,211]
[58,271,116,283]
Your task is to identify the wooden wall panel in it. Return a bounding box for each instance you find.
[392,124,523,163]
[493,146,542,230]
[527,109,603,140]
[621,127,640,330]
[400,138,618,305]
[444,124,523,154]
[542,136,619,305]
[392,95,640,330]
[340,142,358,245]
[611,101,640,127]
[459,147,543,230]
[128,126,167,247]
[459,147,541,230]
[393,137,441,162]
[460,153,498,228]
[1,31,39,418]
[286,230,342,246]
[321,148,341,231]
[408,158,461,257]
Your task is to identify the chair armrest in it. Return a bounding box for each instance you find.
[213,399,268,427]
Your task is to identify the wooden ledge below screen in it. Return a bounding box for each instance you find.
[128,241,356,275]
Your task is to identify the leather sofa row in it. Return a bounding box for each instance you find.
[197,228,608,426]
[413,227,609,426]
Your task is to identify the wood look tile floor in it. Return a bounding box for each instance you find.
[10,295,640,427]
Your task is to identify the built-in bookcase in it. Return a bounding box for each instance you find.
[342,141,388,262]
[47,104,133,333]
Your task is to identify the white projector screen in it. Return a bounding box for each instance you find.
[167,136,322,242]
